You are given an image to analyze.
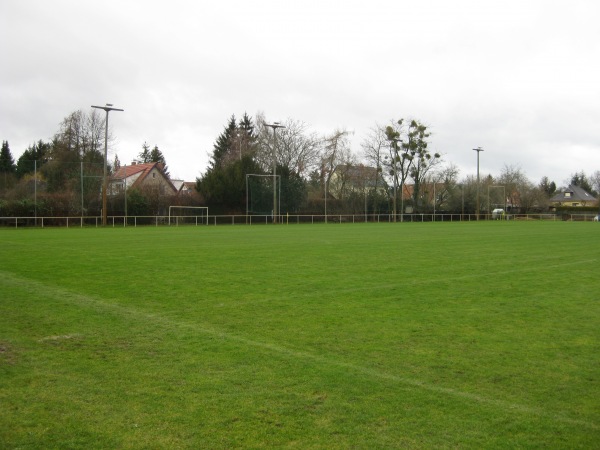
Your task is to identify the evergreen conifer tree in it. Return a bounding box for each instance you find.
[0,141,16,174]
[197,113,265,213]
[139,142,151,163]
[150,146,169,176]
[210,115,237,169]
[16,140,50,178]
[239,112,254,136]
[149,146,166,165]
[139,142,168,174]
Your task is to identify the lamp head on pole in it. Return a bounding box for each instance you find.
[91,104,124,113]
[265,122,285,130]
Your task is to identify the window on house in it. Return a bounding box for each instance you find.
[152,173,156,179]
[564,192,571,198]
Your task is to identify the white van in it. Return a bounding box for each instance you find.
[492,208,505,220]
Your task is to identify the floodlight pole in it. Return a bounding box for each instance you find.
[92,104,124,226]
[461,184,464,219]
[390,139,398,222]
[433,181,436,217]
[265,122,285,223]
[473,147,484,220]
[123,165,128,226]
[237,129,246,161]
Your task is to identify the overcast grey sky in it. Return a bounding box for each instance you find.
[1,0,599,186]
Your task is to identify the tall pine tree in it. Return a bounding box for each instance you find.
[210,115,237,169]
[0,141,16,174]
[237,112,257,160]
[197,114,263,213]
[570,171,594,194]
[139,142,151,163]
[16,140,51,178]
[239,112,255,136]
[150,146,168,176]
[149,146,166,165]
[138,142,169,175]
[0,140,16,190]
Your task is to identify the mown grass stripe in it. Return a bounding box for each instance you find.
[2,268,596,431]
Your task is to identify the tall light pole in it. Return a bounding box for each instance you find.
[123,165,128,226]
[237,129,244,161]
[461,184,464,219]
[433,181,436,217]
[92,103,123,226]
[389,139,398,222]
[473,147,484,220]
[265,122,285,223]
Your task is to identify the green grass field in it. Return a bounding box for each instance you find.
[1,222,599,449]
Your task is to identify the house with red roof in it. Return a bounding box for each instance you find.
[110,162,178,197]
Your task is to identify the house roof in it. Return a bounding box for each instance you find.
[550,185,597,203]
[111,162,178,193]
[171,180,196,193]
[334,164,387,188]
[112,162,154,180]
[171,179,184,191]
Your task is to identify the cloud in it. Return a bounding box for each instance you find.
[1,0,599,185]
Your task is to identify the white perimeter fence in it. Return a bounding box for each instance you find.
[0,213,598,228]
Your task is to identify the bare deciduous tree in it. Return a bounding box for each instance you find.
[255,113,321,178]
[321,128,353,218]
[54,109,106,157]
[361,125,388,213]
[498,164,529,211]
[427,163,459,211]
[518,179,548,212]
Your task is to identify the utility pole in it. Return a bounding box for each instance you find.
[92,104,124,226]
[123,165,128,226]
[265,122,285,223]
[473,147,484,220]
[390,139,398,222]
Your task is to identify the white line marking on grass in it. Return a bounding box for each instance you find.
[1,269,597,431]
[288,258,600,299]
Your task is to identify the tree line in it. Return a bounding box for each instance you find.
[196,113,600,216]
[2,108,600,218]
[0,109,182,217]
